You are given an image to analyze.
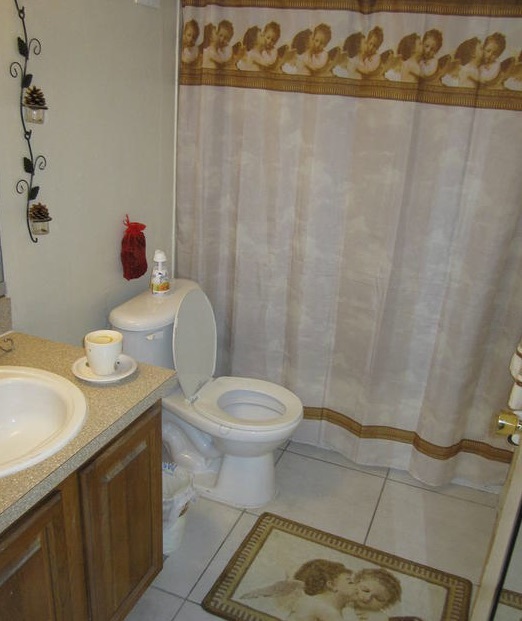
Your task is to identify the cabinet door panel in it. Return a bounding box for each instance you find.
[0,485,83,621]
[80,403,163,621]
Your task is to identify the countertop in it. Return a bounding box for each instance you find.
[0,332,177,535]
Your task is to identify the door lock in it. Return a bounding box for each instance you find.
[493,409,522,445]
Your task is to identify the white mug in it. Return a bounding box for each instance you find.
[84,329,123,376]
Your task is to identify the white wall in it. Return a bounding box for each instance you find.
[0,0,177,346]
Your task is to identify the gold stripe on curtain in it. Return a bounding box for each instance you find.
[183,0,522,17]
[304,407,513,464]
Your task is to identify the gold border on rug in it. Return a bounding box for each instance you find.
[499,588,522,610]
[203,512,472,621]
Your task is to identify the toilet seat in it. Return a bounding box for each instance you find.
[194,376,302,430]
[171,288,301,432]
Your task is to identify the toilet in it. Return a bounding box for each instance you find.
[109,279,303,508]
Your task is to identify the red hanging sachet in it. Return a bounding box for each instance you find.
[121,215,147,280]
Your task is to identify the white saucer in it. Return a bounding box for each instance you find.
[72,354,138,384]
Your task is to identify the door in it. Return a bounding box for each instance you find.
[471,413,522,620]
[0,475,87,621]
[80,403,163,621]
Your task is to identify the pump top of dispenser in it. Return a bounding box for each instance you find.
[153,249,167,263]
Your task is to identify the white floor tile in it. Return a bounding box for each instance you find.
[366,479,498,584]
[190,512,258,603]
[388,468,500,508]
[124,586,183,621]
[287,441,389,477]
[250,451,385,542]
[153,498,242,598]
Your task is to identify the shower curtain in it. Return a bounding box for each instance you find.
[175,0,522,488]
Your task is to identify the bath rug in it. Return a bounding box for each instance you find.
[202,512,472,621]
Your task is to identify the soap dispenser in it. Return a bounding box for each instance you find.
[150,249,170,295]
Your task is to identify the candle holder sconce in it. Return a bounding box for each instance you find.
[9,0,50,243]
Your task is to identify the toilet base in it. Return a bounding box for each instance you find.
[194,453,276,509]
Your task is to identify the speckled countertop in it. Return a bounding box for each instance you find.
[0,332,177,535]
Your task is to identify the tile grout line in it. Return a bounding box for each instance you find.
[171,446,291,617]
[287,443,499,509]
[363,475,388,547]
[285,446,389,481]
[185,507,247,602]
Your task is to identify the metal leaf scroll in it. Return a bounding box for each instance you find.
[17,36,28,58]
[23,157,33,174]
[10,1,48,242]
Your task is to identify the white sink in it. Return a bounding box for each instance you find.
[0,366,87,478]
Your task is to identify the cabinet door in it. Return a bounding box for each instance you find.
[0,475,87,621]
[80,402,163,621]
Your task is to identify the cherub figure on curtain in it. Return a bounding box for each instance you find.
[282,24,335,76]
[332,32,366,79]
[384,33,423,82]
[357,26,390,78]
[201,20,235,69]
[398,33,423,82]
[419,29,444,80]
[440,32,517,89]
[181,19,200,66]
[236,22,282,72]
[441,37,482,87]
[478,32,506,86]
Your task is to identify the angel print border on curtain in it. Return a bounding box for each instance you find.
[180,0,522,111]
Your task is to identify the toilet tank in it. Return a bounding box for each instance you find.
[109,279,200,369]
[114,322,174,369]
[109,283,171,368]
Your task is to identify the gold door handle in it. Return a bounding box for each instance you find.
[493,410,522,444]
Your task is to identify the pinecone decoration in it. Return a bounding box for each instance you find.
[24,86,47,109]
[29,202,52,222]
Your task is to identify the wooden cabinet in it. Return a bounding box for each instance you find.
[0,401,163,621]
[0,475,88,621]
[80,402,163,620]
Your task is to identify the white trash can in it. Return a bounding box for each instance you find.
[162,463,196,555]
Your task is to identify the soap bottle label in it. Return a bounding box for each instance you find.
[150,269,170,295]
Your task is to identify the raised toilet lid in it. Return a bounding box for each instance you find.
[173,288,217,400]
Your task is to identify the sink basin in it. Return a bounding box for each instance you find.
[0,366,87,477]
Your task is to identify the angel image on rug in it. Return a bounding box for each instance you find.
[206,516,469,621]
[240,558,418,621]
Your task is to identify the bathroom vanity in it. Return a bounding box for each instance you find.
[0,333,177,621]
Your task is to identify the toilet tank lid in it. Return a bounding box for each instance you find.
[109,279,199,331]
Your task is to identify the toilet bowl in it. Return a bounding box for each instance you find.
[109,279,303,508]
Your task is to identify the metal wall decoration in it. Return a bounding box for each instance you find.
[9,0,50,243]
